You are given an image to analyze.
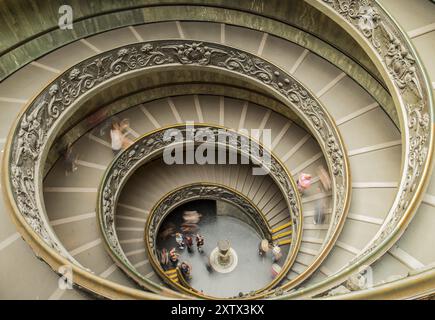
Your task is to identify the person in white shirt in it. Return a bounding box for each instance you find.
[110,119,132,155]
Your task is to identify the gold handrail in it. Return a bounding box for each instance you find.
[273,0,435,299]
[3,39,350,299]
[98,124,302,299]
[143,182,291,298]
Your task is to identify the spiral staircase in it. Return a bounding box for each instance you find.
[0,0,434,299]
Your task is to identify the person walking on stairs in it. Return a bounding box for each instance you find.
[297,172,312,195]
[110,119,133,155]
[313,165,331,225]
[313,187,327,225]
[63,143,78,176]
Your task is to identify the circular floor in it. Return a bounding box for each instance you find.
[157,201,281,298]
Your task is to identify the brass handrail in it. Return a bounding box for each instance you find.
[273,0,435,299]
[143,183,271,297]
[97,124,302,299]
[143,182,289,297]
[3,40,350,299]
[145,182,273,242]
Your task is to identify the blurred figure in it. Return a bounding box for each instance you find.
[179,261,192,280]
[271,263,282,279]
[205,255,213,273]
[63,143,78,176]
[181,210,201,233]
[313,166,331,225]
[271,243,282,263]
[313,188,327,225]
[158,223,176,240]
[297,172,312,195]
[110,120,123,155]
[110,119,133,155]
[317,165,332,192]
[196,234,205,253]
[258,239,269,256]
[183,210,202,224]
[160,248,169,270]
[175,232,185,250]
[180,223,199,233]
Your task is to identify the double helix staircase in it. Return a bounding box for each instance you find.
[0,0,434,299]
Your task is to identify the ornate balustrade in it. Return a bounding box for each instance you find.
[98,124,301,297]
[144,183,274,293]
[274,0,435,299]
[146,183,272,249]
[3,40,350,298]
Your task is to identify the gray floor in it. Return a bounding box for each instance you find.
[157,201,280,298]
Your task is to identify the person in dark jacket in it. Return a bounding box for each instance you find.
[196,234,205,253]
[185,235,194,253]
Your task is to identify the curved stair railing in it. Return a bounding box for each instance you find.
[144,183,275,295]
[2,40,351,299]
[0,0,433,300]
[273,0,435,299]
[145,183,272,247]
[0,0,391,114]
[98,124,301,298]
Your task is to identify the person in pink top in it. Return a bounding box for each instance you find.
[297,172,312,194]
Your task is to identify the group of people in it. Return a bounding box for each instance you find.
[159,233,205,280]
[158,210,206,281]
[258,239,282,263]
[296,165,332,225]
[259,239,285,279]
[175,233,205,253]
[159,248,193,280]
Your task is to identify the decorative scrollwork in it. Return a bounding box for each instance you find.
[323,0,424,101]
[6,40,349,294]
[99,125,299,253]
[98,125,301,292]
[317,0,433,297]
[323,0,381,50]
[162,42,226,65]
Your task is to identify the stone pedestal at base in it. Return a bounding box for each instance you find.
[209,240,238,273]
